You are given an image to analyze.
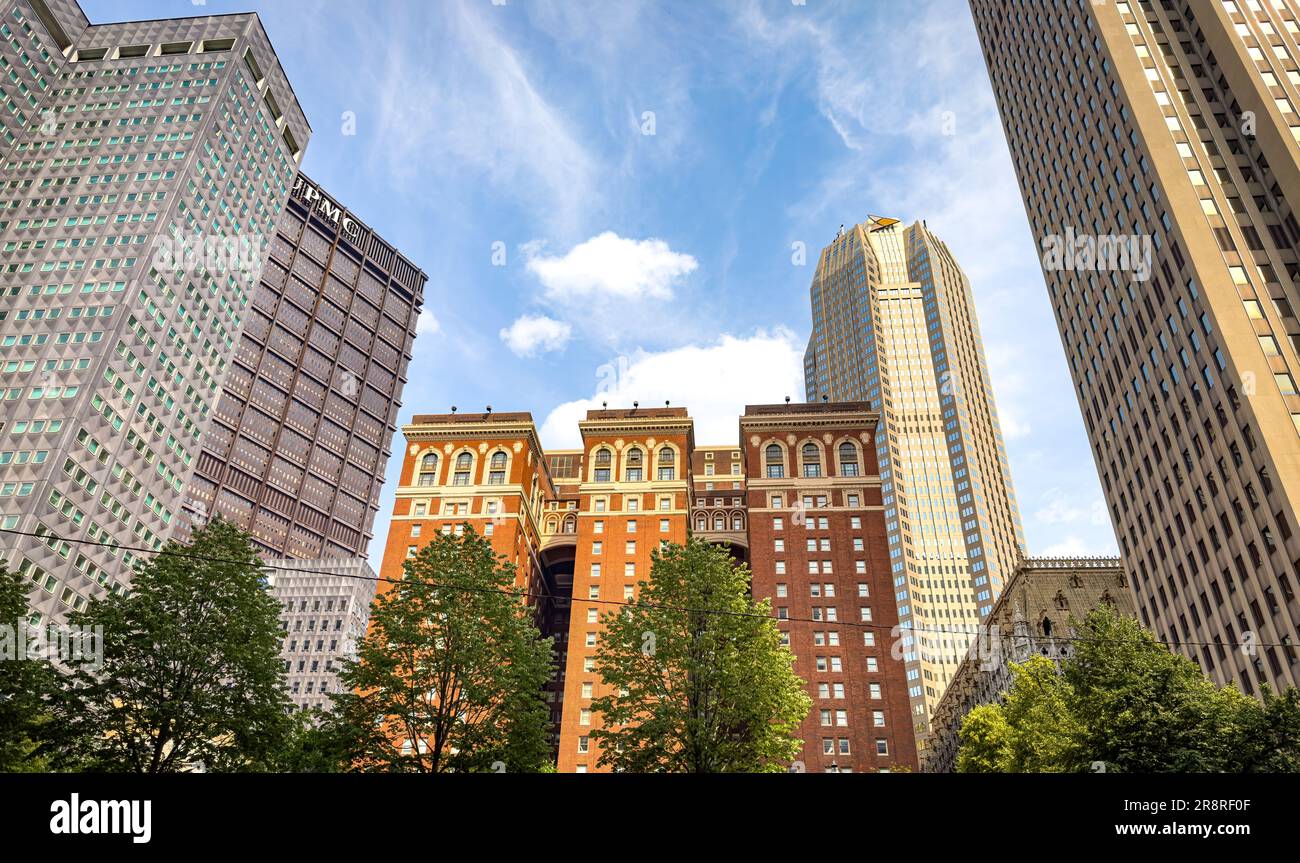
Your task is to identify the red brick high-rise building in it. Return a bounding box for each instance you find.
[376,402,918,773]
[742,402,917,772]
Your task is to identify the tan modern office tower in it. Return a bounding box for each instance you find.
[803,218,1027,746]
[970,0,1300,694]
[0,0,309,626]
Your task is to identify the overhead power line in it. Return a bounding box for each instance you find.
[1,525,1292,653]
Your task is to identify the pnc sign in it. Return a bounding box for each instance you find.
[867,214,901,232]
[292,176,360,239]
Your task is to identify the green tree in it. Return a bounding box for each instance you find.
[1232,686,1300,773]
[589,539,811,773]
[1064,605,1255,773]
[0,568,60,772]
[48,517,291,773]
[956,603,1299,773]
[264,708,350,773]
[330,525,553,773]
[955,703,1012,774]
[957,656,1082,772]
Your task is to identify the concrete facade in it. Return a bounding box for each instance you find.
[1,0,309,625]
[266,555,376,713]
[971,0,1300,695]
[923,556,1132,774]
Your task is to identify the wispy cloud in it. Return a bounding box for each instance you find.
[366,0,597,234]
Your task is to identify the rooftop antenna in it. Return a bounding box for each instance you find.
[785,396,791,404]
[822,394,829,402]
[665,400,670,407]
[485,405,493,415]
[633,401,639,411]
[602,401,607,410]
[450,406,457,414]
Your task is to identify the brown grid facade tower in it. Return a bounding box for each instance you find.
[181,173,426,559]
[0,0,310,626]
[970,0,1300,693]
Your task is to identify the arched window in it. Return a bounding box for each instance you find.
[765,444,784,478]
[487,451,507,485]
[802,443,822,478]
[696,516,707,531]
[452,452,472,486]
[714,514,725,531]
[562,514,577,534]
[417,453,438,486]
[732,515,743,531]
[839,442,859,477]
[657,447,675,481]
[625,448,643,482]
[594,448,612,482]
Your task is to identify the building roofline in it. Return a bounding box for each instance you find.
[81,10,312,134]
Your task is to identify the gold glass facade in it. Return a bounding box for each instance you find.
[803,219,1027,744]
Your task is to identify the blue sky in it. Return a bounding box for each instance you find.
[86,0,1119,564]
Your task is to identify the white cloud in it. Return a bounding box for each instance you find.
[415,310,441,336]
[499,314,573,357]
[539,328,804,448]
[524,231,698,301]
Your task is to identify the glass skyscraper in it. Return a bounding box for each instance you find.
[803,217,1026,743]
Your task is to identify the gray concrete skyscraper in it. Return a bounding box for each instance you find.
[0,0,309,625]
[803,217,1026,746]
